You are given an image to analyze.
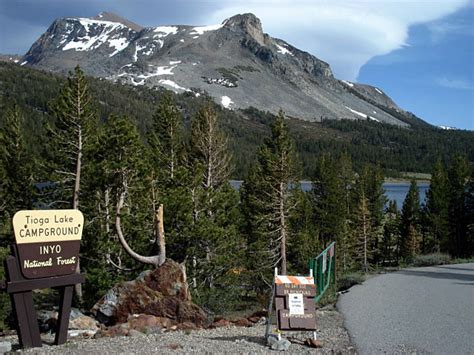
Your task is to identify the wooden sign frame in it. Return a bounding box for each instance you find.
[1,245,84,348]
[1,209,85,349]
[265,268,318,342]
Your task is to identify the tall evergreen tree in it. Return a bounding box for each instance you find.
[447,155,470,257]
[424,159,449,253]
[0,105,34,245]
[148,92,184,184]
[400,180,421,259]
[381,200,401,265]
[242,110,298,277]
[311,154,345,248]
[360,165,386,264]
[187,103,241,289]
[352,186,372,272]
[46,65,97,301]
[465,171,474,256]
[81,115,152,304]
[47,65,97,210]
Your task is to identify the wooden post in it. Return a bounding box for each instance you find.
[6,255,42,348]
[54,285,74,345]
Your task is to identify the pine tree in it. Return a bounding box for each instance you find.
[464,171,474,257]
[81,115,152,304]
[360,165,386,264]
[400,180,421,259]
[47,65,97,210]
[447,155,470,257]
[0,105,34,245]
[381,200,401,265]
[148,91,184,184]
[46,65,97,302]
[424,159,449,253]
[242,110,298,277]
[187,103,241,289]
[352,187,372,272]
[311,154,345,248]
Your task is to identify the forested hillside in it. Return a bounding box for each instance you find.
[1,65,473,331]
[1,62,473,179]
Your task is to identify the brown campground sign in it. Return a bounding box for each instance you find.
[13,210,83,279]
[274,276,317,331]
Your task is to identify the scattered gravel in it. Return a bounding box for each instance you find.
[2,306,356,354]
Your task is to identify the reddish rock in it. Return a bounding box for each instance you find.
[210,318,231,328]
[127,314,161,332]
[232,318,253,327]
[248,316,261,323]
[90,260,207,328]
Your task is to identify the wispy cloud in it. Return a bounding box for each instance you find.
[435,77,474,90]
[427,20,474,43]
[205,0,470,80]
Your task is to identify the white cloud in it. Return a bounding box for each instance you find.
[203,0,469,80]
[436,77,473,90]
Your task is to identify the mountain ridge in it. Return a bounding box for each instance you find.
[18,12,423,127]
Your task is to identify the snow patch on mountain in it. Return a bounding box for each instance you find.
[345,106,379,122]
[62,18,128,52]
[342,80,354,87]
[109,37,130,56]
[275,43,293,56]
[153,26,178,37]
[158,79,190,92]
[221,96,233,109]
[190,24,223,36]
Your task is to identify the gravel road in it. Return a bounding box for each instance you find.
[338,263,474,354]
[2,305,355,354]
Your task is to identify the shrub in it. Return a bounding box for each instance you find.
[337,272,365,292]
[410,253,451,267]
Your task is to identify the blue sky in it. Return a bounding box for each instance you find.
[0,0,472,129]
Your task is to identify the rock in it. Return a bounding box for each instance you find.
[91,260,206,327]
[248,316,261,323]
[0,341,12,353]
[36,308,98,333]
[305,338,323,348]
[232,318,253,327]
[127,329,145,337]
[210,318,231,328]
[69,314,99,331]
[270,338,291,351]
[127,314,162,332]
[267,334,279,346]
[144,325,163,335]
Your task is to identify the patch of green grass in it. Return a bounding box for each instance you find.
[337,272,366,292]
[409,253,451,267]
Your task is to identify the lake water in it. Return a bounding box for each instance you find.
[229,180,429,210]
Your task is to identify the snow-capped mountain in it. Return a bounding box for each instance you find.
[20,12,416,126]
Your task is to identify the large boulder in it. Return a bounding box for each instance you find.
[91,260,207,327]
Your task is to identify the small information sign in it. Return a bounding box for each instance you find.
[289,293,304,315]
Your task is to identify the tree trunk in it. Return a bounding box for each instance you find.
[279,182,287,275]
[156,204,166,264]
[74,127,83,302]
[115,186,165,267]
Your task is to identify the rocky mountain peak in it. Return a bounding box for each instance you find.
[18,12,412,127]
[91,11,143,32]
[223,13,265,45]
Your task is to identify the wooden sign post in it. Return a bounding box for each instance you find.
[0,210,85,348]
[265,269,317,342]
